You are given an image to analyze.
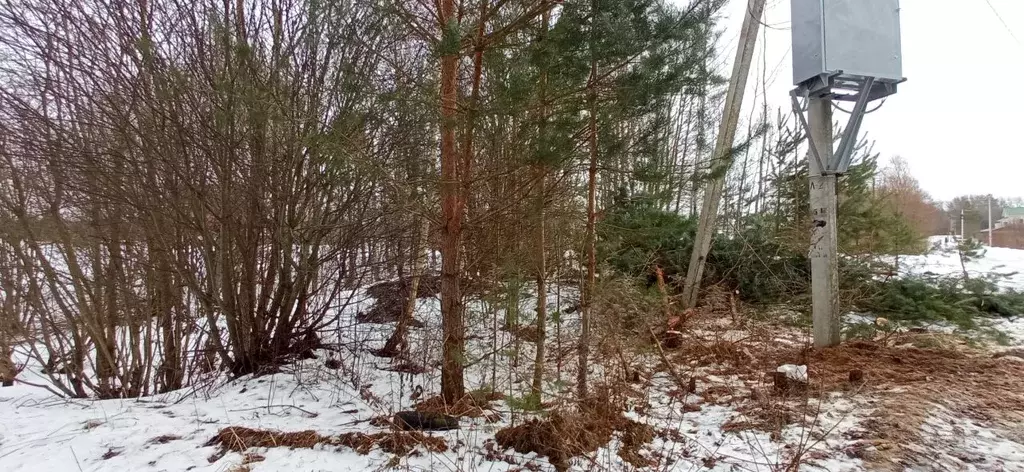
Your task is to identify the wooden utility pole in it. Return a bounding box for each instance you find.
[680,0,767,309]
[807,97,840,348]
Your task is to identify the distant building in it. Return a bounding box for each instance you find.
[978,207,1024,249]
[995,207,1024,230]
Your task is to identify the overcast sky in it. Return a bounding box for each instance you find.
[713,0,1024,202]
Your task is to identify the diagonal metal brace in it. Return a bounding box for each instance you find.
[790,90,828,175]
[832,77,875,173]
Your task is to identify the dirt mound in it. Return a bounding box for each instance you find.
[495,412,655,471]
[206,426,447,459]
[494,388,654,471]
[356,276,440,325]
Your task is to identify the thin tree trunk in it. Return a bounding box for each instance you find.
[754,105,769,215]
[531,179,547,398]
[734,102,757,227]
[460,0,487,281]
[439,0,465,403]
[381,217,429,357]
[692,92,706,217]
[579,45,599,399]
[531,5,550,400]
[675,98,694,213]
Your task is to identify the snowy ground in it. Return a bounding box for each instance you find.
[2,240,1024,472]
[898,236,1024,292]
[893,236,1024,345]
[0,286,872,472]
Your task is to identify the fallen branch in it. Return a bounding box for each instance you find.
[648,327,687,391]
[229,404,320,418]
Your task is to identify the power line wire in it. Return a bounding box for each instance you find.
[983,0,1023,49]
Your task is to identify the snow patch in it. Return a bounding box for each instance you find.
[777,364,808,382]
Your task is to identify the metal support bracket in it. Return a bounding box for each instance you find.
[790,74,885,176]
[833,77,874,173]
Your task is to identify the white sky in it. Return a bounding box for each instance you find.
[714,0,1024,202]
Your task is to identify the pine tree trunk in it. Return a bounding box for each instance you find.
[438,0,465,404]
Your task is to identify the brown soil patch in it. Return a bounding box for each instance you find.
[206,426,447,460]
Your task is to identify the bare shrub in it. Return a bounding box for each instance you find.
[0,0,405,396]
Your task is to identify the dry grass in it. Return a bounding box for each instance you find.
[412,389,503,419]
[495,412,654,471]
[646,294,1024,470]
[799,339,1024,470]
[205,426,448,459]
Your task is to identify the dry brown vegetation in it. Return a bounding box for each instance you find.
[494,387,656,471]
[643,292,1024,471]
[206,426,447,459]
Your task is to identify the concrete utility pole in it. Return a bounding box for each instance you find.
[961,209,965,239]
[790,0,904,348]
[988,195,994,246]
[806,98,840,347]
[680,0,767,309]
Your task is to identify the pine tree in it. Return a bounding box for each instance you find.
[538,0,719,397]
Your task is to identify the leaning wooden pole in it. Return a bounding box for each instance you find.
[680,0,767,309]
